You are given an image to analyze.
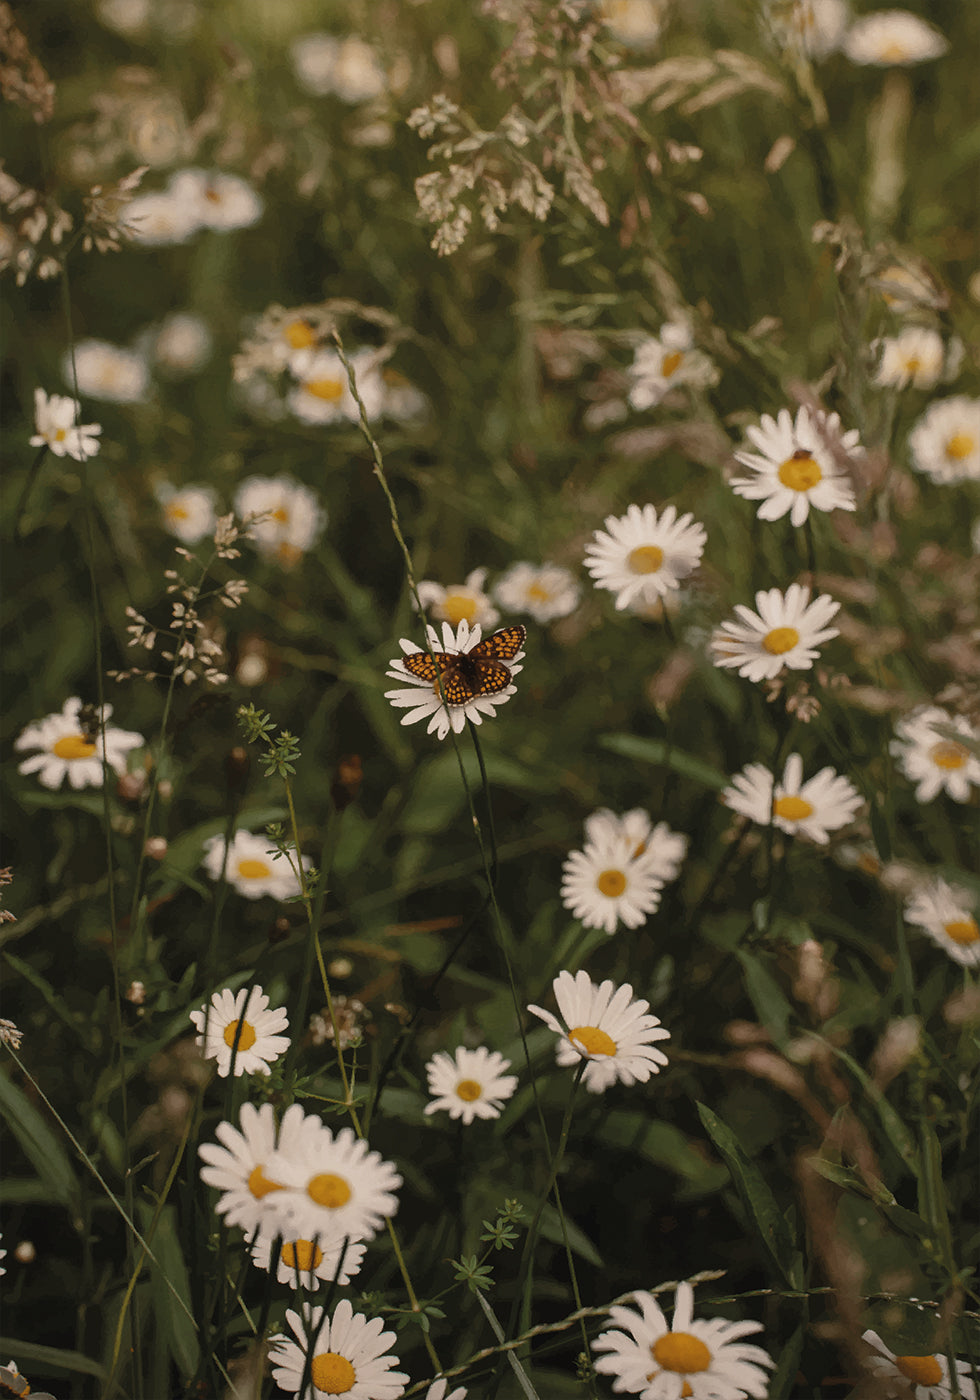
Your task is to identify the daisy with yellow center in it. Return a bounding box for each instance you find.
[62,339,149,404]
[199,1102,322,1239]
[908,396,980,485]
[189,985,290,1078]
[270,1301,407,1400]
[584,503,707,611]
[492,561,580,623]
[15,697,143,792]
[385,618,524,741]
[201,828,311,901]
[904,878,980,969]
[528,969,670,1094]
[251,1227,365,1290]
[287,347,384,425]
[710,583,841,683]
[561,833,666,935]
[593,1283,774,1399]
[424,1046,518,1125]
[862,1329,978,1400]
[873,327,949,392]
[627,322,719,411]
[843,11,949,66]
[265,1124,402,1246]
[234,474,326,564]
[890,705,980,804]
[168,167,264,231]
[584,808,689,884]
[30,387,101,461]
[155,482,217,544]
[731,406,860,526]
[722,752,863,844]
[418,568,500,630]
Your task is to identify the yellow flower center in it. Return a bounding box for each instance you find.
[527,582,551,602]
[596,868,627,898]
[237,858,272,880]
[880,41,910,62]
[52,734,97,761]
[54,427,67,442]
[762,626,800,655]
[281,1239,324,1271]
[441,592,478,625]
[628,545,664,575]
[247,1164,284,1199]
[651,1331,712,1376]
[928,740,966,771]
[310,1352,357,1394]
[945,432,975,461]
[774,794,814,821]
[222,1018,257,1051]
[569,1025,617,1056]
[778,450,823,492]
[661,350,684,378]
[305,376,345,402]
[943,918,979,946]
[204,186,222,204]
[272,506,290,523]
[456,1078,483,1102]
[307,1172,352,1209]
[895,1355,943,1386]
[903,355,921,374]
[285,318,316,350]
[166,502,190,521]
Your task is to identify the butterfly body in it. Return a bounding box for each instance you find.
[402,624,526,706]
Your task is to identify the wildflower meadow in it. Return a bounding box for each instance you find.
[3,1,980,1398]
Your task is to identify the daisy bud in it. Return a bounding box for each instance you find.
[144,837,167,861]
[269,916,292,944]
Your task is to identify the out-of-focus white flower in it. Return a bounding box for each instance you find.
[600,0,667,48]
[628,322,719,410]
[771,0,850,59]
[904,878,980,969]
[288,347,384,424]
[844,10,948,66]
[418,568,499,629]
[15,698,143,791]
[124,189,201,246]
[493,562,580,624]
[30,388,101,460]
[153,313,212,376]
[382,367,429,421]
[891,706,980,803]
[290,33,388,103]
[168,169,263,231]
[156,483,217,545]
[234,475,326,565]
[63,340,149,404]
[561,835,666,934]
[872,327,946,391]
[583,809,688,883]
[908,397,980,484]
[201,829,310,901]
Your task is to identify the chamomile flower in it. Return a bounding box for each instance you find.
[584,504,707,611]
[528,970,670,1093]
[251,1229,365,1290]
[168,168,263,231]
[493,562,580,624]
[908,397,980,484]
[30,388,101,460]
[287,347,384,425]
[290,33,388,103]
[201,829,310,901]
[873,327,946,391]
[731,406,860,526]
[561,835,665,934]
[199,1101,320,1238]
[890,705,980,803]
[843,11,948,66]
[583,809,688,883]
[156,483,217,544]
[904,878,980,968]
[424,1047,518,1124]
[385,619,524,741]
[189,986,290,1078]
[153,313,212,376]
[270,1302,407,1400]
[862,1330,977,1400]
[722,753,863,843]
[710,584,841,682]
[124,188,202,246]
[628,322,719,411]
[770,0,850,59]
[265,1124,402,1246]
[592,1283,774,1400]
[234,475,326,566]
[418,568,499,629]
[64,340,149,404]
[15,698,143,791]
[424,1381,468,1400]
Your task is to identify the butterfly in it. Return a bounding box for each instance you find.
[401,625,526,707]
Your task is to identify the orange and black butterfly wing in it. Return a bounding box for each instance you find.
[470,624,527,663]
[464,658,514,698]
[402,649,449,683]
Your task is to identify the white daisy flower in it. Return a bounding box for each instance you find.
[290,33,387,103]
[890,705,980,803]
[124,188,202,246]
[770,0,850,59]
[64,340,149,404]
[710,584,841,683]
[418,568,499,630]
[234,475,326,566]
[528,970,670,1093]
[561,834,665,935]
[600,0,666,48]
[30,388,101,460]
[583,809,688,883]
[872,327,946,391]
[288,347,384,425]
[250,1228,365,1290]
[153,313,212,377]
[493,561,580,624]
[168,169,263,232]
[592,1282,775,1400]
[730,406,860,526]
[843,10,948,66]
[628,322,719,411]
[908,396,980,484]
[199,1101,320,1238]
[862,1330,978,1400]
[722,752,862,843]
[201,829,310,901]
[384,619,524,742]
[265,1124,402,1245]
[189,986,290,1078]
[156,483,217,545]
[270,1301,407,1400]
[424,1381,468,1400]
[584,503,707,611]
[904,878,980,969]
[15,697,143,791]
[381,368,429,422]
[423,1046,518,1124]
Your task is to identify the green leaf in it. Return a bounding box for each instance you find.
[139,1202,197,1375]
[767,1325,805,1400]
[538,1204,603,1267]
[814,1039,918,1171]
[603,1112,728,1196]
[598,734,728,790]
[3,951,98,1050]
[735,949,793,1044]
[0,1072,80,1215]
[0,1337,106,1381]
